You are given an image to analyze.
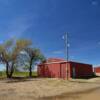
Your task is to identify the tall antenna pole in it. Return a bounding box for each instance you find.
[65,32,69,61]
[64,32,69,80]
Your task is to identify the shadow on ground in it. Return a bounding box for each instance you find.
[5,76,38,83]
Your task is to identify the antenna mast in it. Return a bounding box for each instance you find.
[64,32,69,80]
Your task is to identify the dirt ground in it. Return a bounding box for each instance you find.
[0,78,100,100]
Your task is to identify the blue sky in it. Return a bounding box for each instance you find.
[0,0,100,70]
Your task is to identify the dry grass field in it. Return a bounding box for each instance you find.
[0,78,100,100]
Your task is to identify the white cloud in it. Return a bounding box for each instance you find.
[0,64,6,71]
[20,51,27,55]
[0,40,3,44]
[52,50,63,54]
[98,41,100,45]
[93,64,100,67]
[91,0,98,6]
[0,0,15,6]
[5,15,32,39]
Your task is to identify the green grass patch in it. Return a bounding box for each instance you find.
[0,71,37,78]
[13,71,37,77]
[0,71,6,79]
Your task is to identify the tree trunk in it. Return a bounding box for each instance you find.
[6,62,10,78]
[9,72,13,78]
[6,62,14,78]
[9,70,13,78]
[9,62,14,78]
[29,59,33,77]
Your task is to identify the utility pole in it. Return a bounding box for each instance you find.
[65,32,69,61]
[63,32,69,80]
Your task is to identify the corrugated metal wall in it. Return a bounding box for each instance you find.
[94,67,100,73]
[38,60,93,79]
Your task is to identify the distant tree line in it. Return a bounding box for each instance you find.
[0,39,45,78]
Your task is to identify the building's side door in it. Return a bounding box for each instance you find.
[72,67,76,78]
[60,63,66,78]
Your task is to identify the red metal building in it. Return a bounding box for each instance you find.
[38,58,93,79]
[94,66,100,74]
